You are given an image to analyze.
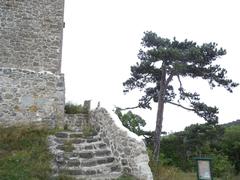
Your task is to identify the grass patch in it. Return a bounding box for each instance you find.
[63,140,75,152]
[149,161,196,180]
[82,124,98,137]
[0,125,57,180]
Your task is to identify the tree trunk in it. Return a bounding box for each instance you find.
[153,66,166,162]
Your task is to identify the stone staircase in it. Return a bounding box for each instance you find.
[48,129,122,179]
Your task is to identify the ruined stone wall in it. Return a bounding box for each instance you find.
[0,68,65,127]
[0,0,65,73]
[64,113,89,132]
[90,108,153,180]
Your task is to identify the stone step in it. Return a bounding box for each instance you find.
[59,168,100,176]
[58,173,122,180]
[74,142,107,151]
[77,149,112,159]
[53,172,122,180]
[55,132,69,138]
[78,151,94,159]
[52,158,123,178]
[55,149,113,165]
[81,156,115,167]
[54,133,102,142]
[55,131,85,138]
[57,156,116,169]
[67,158,80,167]
[50,128,124,179]
[58,170,122,179]
[77,173,122,180]
[72,137,102,144]
[53,139,105,152]
[95,149,112,157]
[58,158,120,174]
[69,133,84,138]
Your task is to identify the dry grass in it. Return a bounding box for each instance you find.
[149,159,239,180]
[0,125,57,180]
[150,162,195,180]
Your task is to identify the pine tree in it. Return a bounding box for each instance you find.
[123,31,238,161]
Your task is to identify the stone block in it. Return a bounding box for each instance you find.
[81,160,97,167]
[111,165,121,172]
[84,145,94,150]
[87,138,99,143]
[69,133,83,138]
[121,159,128,166]
[55,132,68,138]
[67,159,80,167]
[95,150,111,157]
[63,169,83,176]
[98,143,107,149]
[79,152,94,159]
[85,170,97,175]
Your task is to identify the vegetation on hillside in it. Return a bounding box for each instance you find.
[158,123,240,178]
[221,125,240,173]
[115,108,240,178]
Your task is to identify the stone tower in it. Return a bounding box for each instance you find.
[0,0,65,127]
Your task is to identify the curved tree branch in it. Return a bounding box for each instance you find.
[167,101,194,111]
[116,105,140,111]
[177,75,193,103]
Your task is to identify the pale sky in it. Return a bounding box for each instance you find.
[62,0,240,132]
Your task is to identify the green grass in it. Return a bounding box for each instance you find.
[63,140,75,152]
[0,125,57,180]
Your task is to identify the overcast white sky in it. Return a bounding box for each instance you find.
[62,0,240,132]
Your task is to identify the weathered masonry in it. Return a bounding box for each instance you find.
[0,0,64,73]
[0,0,65,127]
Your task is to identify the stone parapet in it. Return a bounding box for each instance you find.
[0,68,65,128]
[90,108,153,180]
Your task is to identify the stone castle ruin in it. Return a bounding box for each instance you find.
[0,0,65,127]
[0,0,153,179]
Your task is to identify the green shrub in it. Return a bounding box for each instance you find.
[65,102,88,114]
[210,153,234,178]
